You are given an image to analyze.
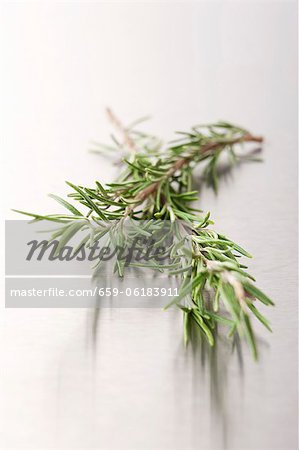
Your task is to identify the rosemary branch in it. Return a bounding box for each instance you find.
[14,114,273,359]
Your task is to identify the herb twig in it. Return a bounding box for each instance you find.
[14,114,272,359]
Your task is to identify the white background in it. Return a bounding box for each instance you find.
[0,1,297,449]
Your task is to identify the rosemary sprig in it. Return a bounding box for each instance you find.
[14,113,273,359]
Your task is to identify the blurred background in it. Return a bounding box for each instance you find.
[0,1,297,449]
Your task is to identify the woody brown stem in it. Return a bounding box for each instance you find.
[106,107,137,153]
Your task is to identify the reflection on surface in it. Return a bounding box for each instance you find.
[85,307,247,450]
[179,321,245,450]
[3,302,296,450]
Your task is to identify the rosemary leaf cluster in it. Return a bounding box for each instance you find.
[14,113,274,359]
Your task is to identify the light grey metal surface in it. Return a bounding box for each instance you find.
[1,2,297,449]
